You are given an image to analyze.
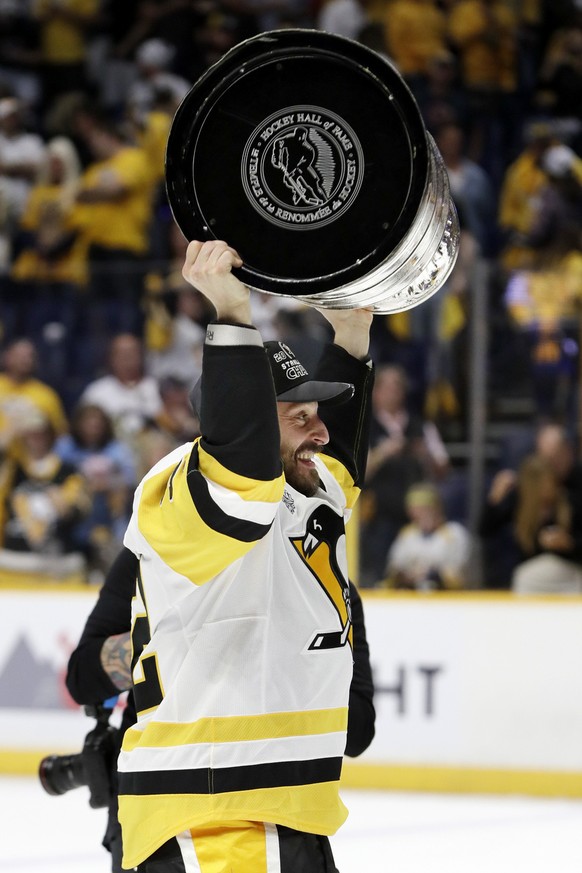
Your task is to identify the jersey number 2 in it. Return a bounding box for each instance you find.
[131,568,164,715]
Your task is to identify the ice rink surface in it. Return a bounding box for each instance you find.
[3,776,582,872]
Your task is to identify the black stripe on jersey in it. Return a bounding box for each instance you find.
[118,757,343,796]
[167,463,180,502]
[131,564,150,674]
[135,563,146,611]
[187,455,273,543]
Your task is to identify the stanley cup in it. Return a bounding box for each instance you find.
[165,29,460,314]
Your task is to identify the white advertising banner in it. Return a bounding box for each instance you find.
[1,585,581,795]
[345,592,582,795]
[0,586,100,762]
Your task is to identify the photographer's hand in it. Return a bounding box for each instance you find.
[82,706,119,810]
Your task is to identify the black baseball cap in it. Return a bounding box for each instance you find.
[264,340,354,406]
[190,339,354,415]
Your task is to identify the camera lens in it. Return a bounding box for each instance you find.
[38,753,87,796]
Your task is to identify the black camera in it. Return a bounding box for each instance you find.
[39,749,86,796]
[39,703,118,809]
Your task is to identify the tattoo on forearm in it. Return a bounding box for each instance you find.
[100,632,132,690]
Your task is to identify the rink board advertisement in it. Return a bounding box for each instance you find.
[0,584,103,772]
[1,584,581,796]
[343,592,582,797]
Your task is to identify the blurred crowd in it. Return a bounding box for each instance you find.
[0,0,581,590]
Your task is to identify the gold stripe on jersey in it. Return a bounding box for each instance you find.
[320,454,359,509]
[197,444,284,501]
[136,448,284,585]
[122,707,348,752]
[120,781,348,869]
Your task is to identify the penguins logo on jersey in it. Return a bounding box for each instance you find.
[290,504,353,650]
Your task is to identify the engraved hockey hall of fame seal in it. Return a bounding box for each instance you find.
[241,106,364,231]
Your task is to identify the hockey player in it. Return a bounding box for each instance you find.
[66,546,375,873]
[115,239,375,871]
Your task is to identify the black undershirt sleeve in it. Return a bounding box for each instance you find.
[345,581,376,757]
[197,330,281,482]
[66,547,137,706]
[316,343,374,487]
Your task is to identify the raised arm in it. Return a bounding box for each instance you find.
[315,307,375,497]
[122,241,285,586]
[182,240,282,483]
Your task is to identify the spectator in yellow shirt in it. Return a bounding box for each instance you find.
[0,337,68,460]
[497,121,562,271]
[72,106,156,369]
[0,408,89,580]
[32,0,101,117]
[12,136,86,288]
[447,0,519,186]
[383,0,447,94]
[128,85,185,266]
[10,136,88,399]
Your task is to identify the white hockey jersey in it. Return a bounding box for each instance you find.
[117,323,373,869]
